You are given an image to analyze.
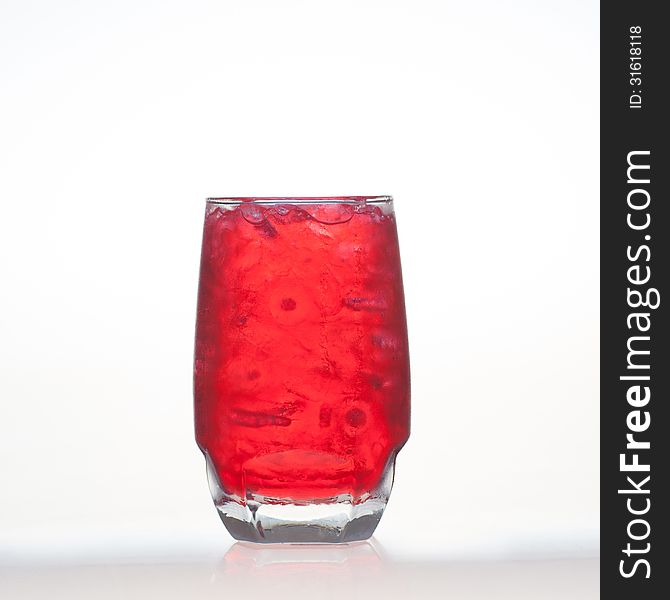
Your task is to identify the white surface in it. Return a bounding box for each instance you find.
[1,543,599,600]
[0,0,598,569]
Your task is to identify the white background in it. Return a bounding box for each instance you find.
[0,0,599,585]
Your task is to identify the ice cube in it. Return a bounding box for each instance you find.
[319,406,332,427]
[240,204,265,224]
[306,204,353,224]
[352,204,385,221]
[258,219,278,238]
[342,295,389,312]
[371,332,401,351]
[239,204,278,237]
[230,408,291,428]
[268,205,309,223]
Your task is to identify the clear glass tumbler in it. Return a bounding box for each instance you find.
[194,196,410,542]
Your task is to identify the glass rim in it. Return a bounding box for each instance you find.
[206,195,393,205]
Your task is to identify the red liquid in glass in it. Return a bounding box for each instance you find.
[194,202,410,501]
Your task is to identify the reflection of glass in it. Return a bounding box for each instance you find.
[211,541,386,598]
[194,197,410,542]
[221,540,384,578]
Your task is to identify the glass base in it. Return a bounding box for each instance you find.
[205,454,396,543]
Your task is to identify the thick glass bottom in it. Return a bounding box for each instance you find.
[205,454,396,543]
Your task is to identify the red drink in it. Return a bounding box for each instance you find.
[194,197,410,542]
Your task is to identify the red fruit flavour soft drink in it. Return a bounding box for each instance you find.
[194,199,410,503]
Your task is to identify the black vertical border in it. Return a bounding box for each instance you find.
[601,2,668,595]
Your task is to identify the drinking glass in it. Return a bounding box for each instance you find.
[194,196,410,542]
